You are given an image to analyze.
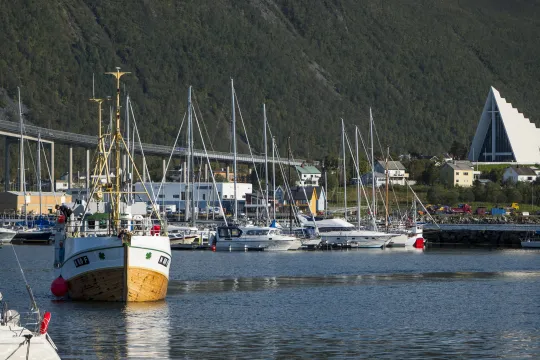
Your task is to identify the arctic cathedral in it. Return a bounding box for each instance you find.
[468,87,540,163]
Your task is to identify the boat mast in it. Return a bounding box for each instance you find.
[288,136,292,234]
[18,87,27,225]
[370,108,377,231]
[385,146,389,231]
[355,126,361,229]
[188,86,196,227]
[106,68,129,232]
[341,119,347,221]
[231,79,238,223]
[38,132,42,217]
[263,103,269,226]
[272,136,276,220]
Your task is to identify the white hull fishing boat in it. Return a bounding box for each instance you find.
[0,228,16,244]
[213,225,299,251]
[51,68,171,302]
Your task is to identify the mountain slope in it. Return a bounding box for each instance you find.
[1,0,539,162]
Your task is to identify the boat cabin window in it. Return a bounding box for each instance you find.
[218,227,242,238]
[246,230,269,235]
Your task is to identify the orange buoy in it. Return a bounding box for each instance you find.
[40,312,51,334]
[51,275,68,297]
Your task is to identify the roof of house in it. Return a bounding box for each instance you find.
[376,160,406,170]
[444,161,473,171]
[295,164,321,175]
[361,171,386,179]
[508,166,537,176]
[290,186,321,201]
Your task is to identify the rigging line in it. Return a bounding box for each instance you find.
[191,92,215,152]
[38,141,57,203]
[272,141,300,228]
[371,115,402,218]
[155,112,186,200]
[129,101,159,211]
[192,105,228,226]
[232,87,270,222]
[10,245,40,323]
[343,129,374,216]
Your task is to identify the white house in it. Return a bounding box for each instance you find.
[502,166,538,183]
[373,160,408,186]
[133,182,253,212]
[294,164,321,186]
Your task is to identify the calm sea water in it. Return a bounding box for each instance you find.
[1,245,539,359]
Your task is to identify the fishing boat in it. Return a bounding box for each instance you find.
[50,68,171,302]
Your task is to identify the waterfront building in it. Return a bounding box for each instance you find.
[288,186,326,214]
[0,191,70,214]
[359,171,386,188]
[468,87,540,163]
[133,181,252,213]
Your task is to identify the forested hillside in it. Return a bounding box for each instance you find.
[1,0,539,162]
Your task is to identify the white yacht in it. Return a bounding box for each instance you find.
[299,216,398,249]
[0,293,60,360]
[213,225,300,251]
[0,228,16,244]
[387,223,424,248]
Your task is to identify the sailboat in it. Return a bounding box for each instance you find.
[50,68,171,301]
[213,80,299,251]
[12,88,52,244]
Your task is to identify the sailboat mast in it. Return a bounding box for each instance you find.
[263,104,269,226]
[18,87,24,194]
[288,136,292,233]
[272,136,276,220]
[38,132,42,217]
[189,86,196,227]
[231,79,238,222]
[341,119,347,221]
[355,126,361,229]
[370,108,377,231]
[106,68,129,232]
[385,146,389,231]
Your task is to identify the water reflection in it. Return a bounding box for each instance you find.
[168,271,540,295]
[125,301,170,359]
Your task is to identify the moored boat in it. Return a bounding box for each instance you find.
[0,228,16,244]
[212,225,299,251]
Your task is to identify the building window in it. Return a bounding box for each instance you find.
[224,195,228,199]
[456,172,460,175]
[528,177,533,180]
[464,172,469,175]
[158,195,165,199]
[173,194,180,199]
[203,194,206,200]
[456,179,459,183]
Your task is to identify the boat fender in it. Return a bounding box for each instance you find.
[51,275,68,297]
[414,238,425,248]
[40,312,51,334]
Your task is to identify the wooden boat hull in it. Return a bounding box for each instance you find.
[67,266,168,301]
[57,235,171,302]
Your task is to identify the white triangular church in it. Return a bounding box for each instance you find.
[468,87,540,163]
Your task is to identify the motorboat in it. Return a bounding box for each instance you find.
[0,228,16,244]
[168,225,202,250]
[521,231,540,248]
[298,216,399,249]
[212,225,300,251]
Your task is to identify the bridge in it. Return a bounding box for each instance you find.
[0,119,305,191]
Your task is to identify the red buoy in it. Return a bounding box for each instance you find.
[51,275,68,297]
[40,312,51,334]
[211,244,216,252]
[414,237,425,249]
